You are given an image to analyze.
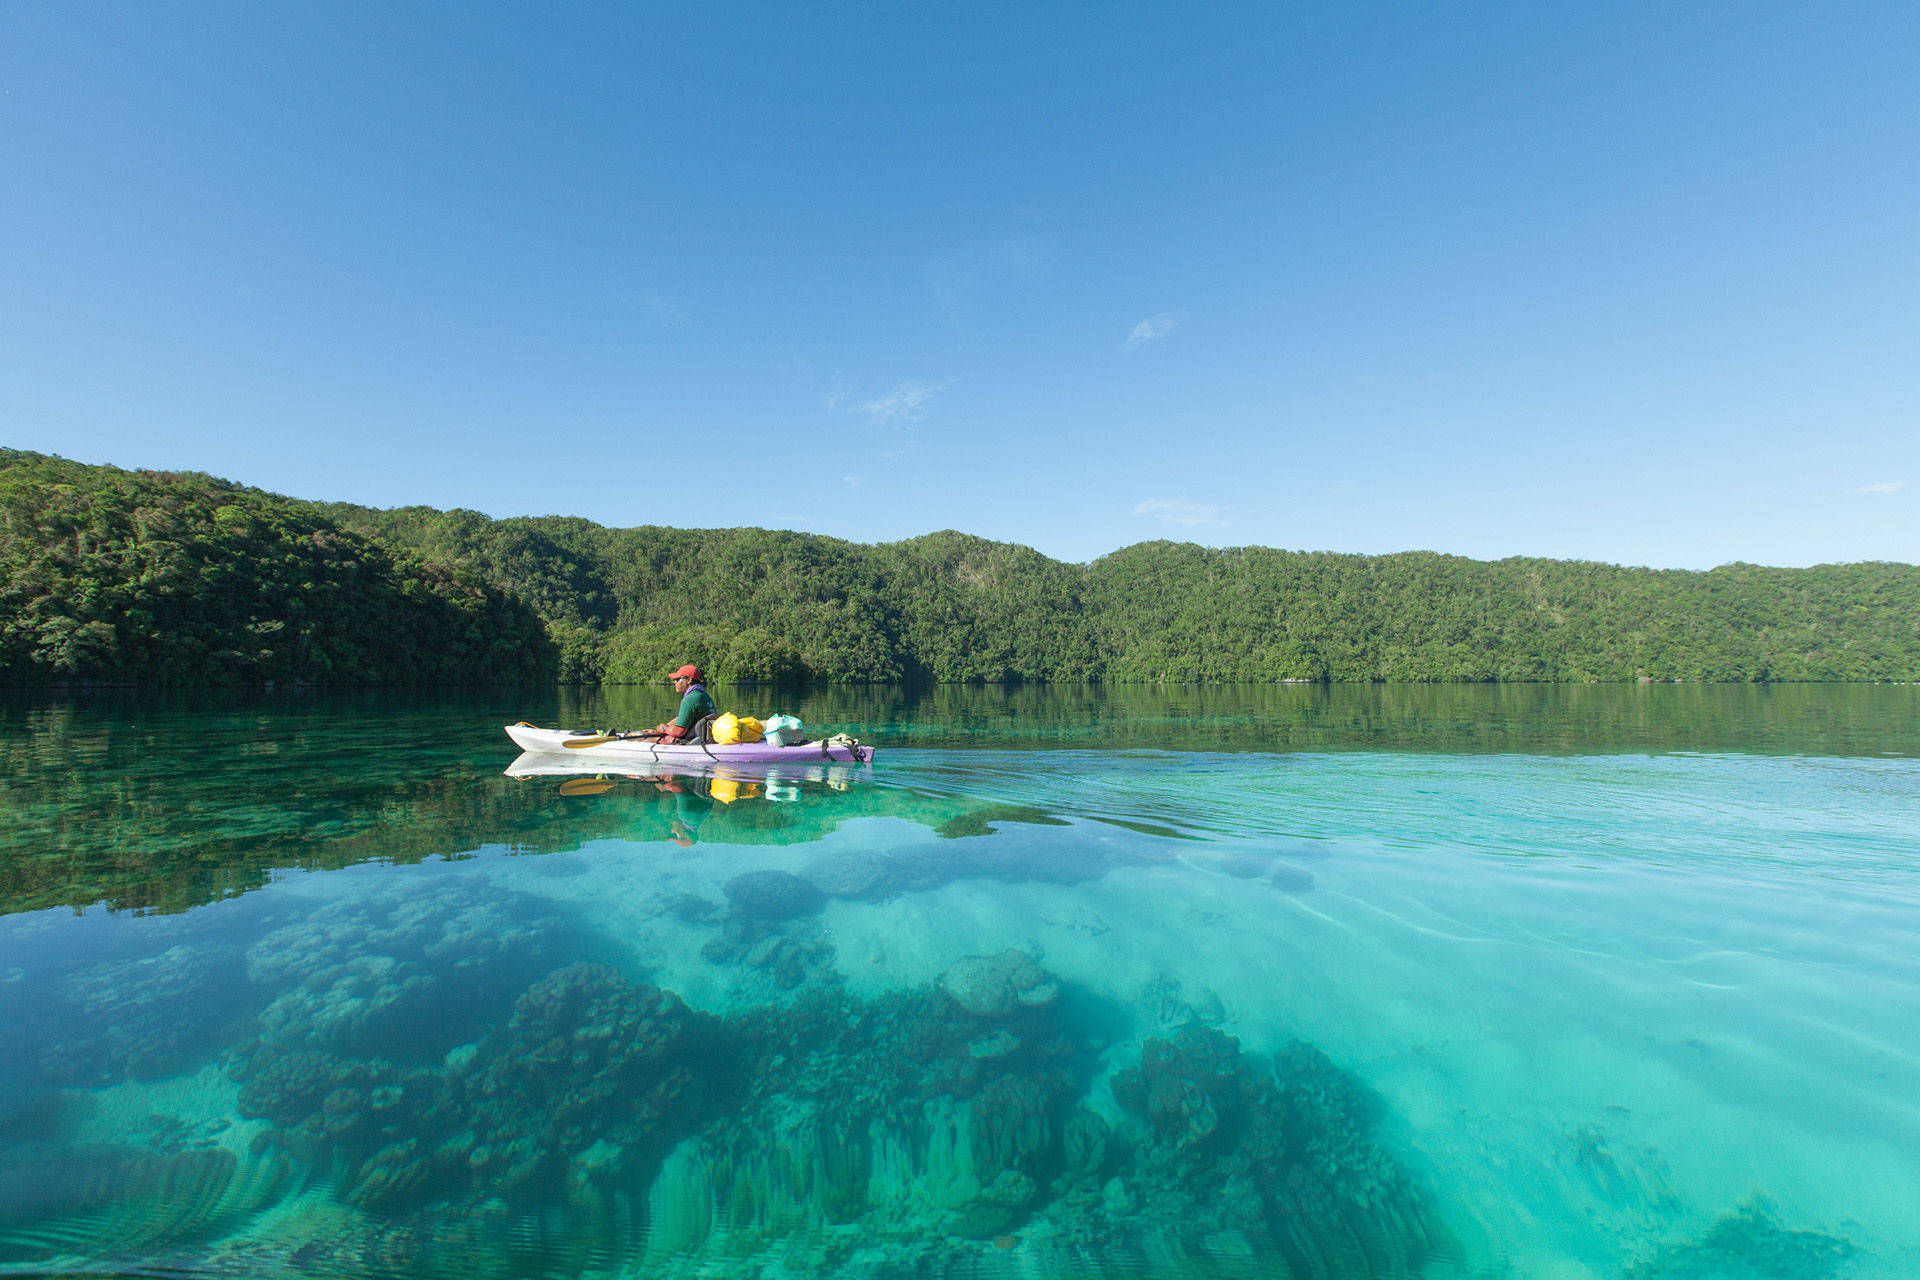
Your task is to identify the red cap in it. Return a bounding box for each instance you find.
[668,664,702,682]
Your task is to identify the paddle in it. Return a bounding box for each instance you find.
[558,777,616,796]
[562,730,663,749]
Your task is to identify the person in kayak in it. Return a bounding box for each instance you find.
[638,664,718,741]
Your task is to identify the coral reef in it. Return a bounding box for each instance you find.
[233,962,719,1214]
[644,954,1103,1257]
[1109,1026,1454,1278]
[233,1047,451,1210]
[1626,1196,1856,1280]
[243,883,572,1062]
[38,941,254,1086]
[633,956,1455,1275]
[1559,1118,1683,1227]
[699,915,835,991]
[216,920,1457,1278]
[459,962,718,1194]
[1138,972,1227,1031]
[0,1140,301,1261]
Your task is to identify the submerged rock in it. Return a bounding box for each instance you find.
[1268,864,1315,894]
[1220,851,1273,879]
[799,849,890,898]
[722,870,824,921]
[939,950,1060,1019]
[968,1030,1021,1059]
[744,935,785,968]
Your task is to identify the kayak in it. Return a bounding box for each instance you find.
[503,750,871,785]
[504,723,875,765]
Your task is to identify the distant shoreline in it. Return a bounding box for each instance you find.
[8,449,1920,688]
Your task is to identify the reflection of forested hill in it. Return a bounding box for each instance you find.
[580,681,1918,757]
[1,451,554,687]
[0,699,1056,918]
[6,680,1917,916]
[0,708,612,915]
[8,449,1920,685]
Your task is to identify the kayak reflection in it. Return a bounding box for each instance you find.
[503,751,875,847]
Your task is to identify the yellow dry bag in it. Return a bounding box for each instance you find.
[709,778,760,804]
[709,713,765,745]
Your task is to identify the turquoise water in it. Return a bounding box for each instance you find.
[1,685,1916,1278]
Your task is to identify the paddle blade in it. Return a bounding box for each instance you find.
[562,736,617,749]
[559,778,616,796]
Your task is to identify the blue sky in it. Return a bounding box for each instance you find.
[3,3,1916,568]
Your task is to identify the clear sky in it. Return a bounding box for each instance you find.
[3,3,1916,568]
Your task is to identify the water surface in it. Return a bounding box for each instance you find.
[1,684,1915,1278]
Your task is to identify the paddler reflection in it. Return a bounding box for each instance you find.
[506,752,870,847]
[649,772,720,846]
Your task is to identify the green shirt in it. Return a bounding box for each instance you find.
[674,684,718,729]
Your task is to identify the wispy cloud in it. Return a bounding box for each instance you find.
[1132,497,1227,527]
[1847,481,1909,495]
[859,379,952,424]
[821,374,851,412]
[1123,311,1185,350]
[843,473,867,488]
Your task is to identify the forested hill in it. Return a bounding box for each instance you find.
[0,451,553,685]
[322,497,1920,685]
[5,449,1918,686]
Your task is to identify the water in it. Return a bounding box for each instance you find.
[1,684,1916,1278]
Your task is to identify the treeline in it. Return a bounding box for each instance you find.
[1082,541,1920,683]
[5,449,1919,686]
[0,451,553,686]
[320,502,1098,684]
[324,498,1920,684]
